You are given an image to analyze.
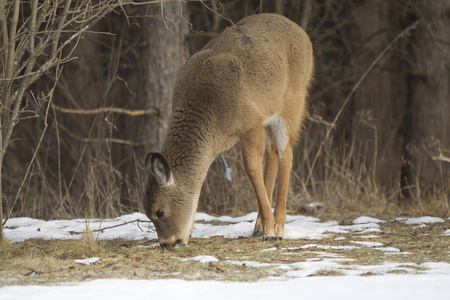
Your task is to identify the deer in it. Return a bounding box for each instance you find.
[143,13,313,248]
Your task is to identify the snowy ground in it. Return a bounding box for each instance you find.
[2,275,449,300]
[2,212,450,299]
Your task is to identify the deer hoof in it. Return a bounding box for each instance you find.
[264,236,277,242]
[252,230,263,237]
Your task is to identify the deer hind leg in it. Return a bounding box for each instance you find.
[253,131,278,236]
[241,126,276,239]
[264,114,295,240]
[274,140,293,240]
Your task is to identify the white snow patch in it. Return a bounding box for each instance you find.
[191,222,254,239]
[284,259,347,277]
[226,260,272,268]
[359,235,381,239]
[396,216,445,224]
[350,241,384,247]
[285,260,420,278]
[194,212,258,223]
[340,222,381,233]
[300,244,359,250]
[138,243,159,249]
[74,257,101,265]
[179,256,219,263]
[259,247,278,252]
[308,202,322,208]
[357,228,382,234]
[284,219,343,239]
[373,247,401,253]
[420,262,450,275]
[3,212,157,243]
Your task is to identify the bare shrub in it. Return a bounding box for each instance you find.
[0,0,156,238]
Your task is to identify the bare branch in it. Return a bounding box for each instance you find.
[4,0,20,108]
[5,0,19,78]
[52,104,159,117]
[50,0,73,60]
[0,0,9,63]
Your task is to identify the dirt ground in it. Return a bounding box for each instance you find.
[1,221,449,286]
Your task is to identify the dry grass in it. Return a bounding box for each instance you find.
[1,220,449,286]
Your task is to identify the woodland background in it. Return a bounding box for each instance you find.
[1,0,449,230]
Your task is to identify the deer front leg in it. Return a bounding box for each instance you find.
[241,127,276,240]
[253,132,278,237]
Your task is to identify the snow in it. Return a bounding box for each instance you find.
[307,202,322,208]
[300,244,359,250]
[1,276,449,300]
[373,247,401,252]
[358,235,381,239]
[192,221,254,239]
[420,262,450,275]
[2,212,450,299]
[226,260,273,268]
[396,216,445,224]
[3,212,157,243]
[74,257,101,265]
[350,241,384,247]
[3,212,382,243]
[353,216,386,224]
[178,255,219,263]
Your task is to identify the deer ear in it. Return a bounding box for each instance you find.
[145,152,172,185]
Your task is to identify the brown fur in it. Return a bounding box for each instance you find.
[144,14,314,247]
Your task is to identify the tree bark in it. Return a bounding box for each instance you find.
[402,0,450,198]
[134,2,191,155]
[348,1,408,189]
[0,116,3,240]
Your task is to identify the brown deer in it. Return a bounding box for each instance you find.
[143,13,313,247]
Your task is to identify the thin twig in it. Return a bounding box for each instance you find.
[56,121,144,146]
[68,219,154,235]
[200,0,234,27]
[431,154,450,164]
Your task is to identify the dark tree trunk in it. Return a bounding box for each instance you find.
[134,2,191,155]
[402,0,450,199]
[348,1,408,189]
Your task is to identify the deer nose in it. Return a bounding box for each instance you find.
[159,242,170,249]
[159,239,186,248]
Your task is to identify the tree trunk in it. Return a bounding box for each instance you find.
[0,117,3,240]
[402,0,450,199]
[348,1,407,189]
[134,2,191,155]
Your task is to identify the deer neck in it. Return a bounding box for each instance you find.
[162,117,217,192]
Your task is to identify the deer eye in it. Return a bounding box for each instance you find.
[156,209,164,218]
